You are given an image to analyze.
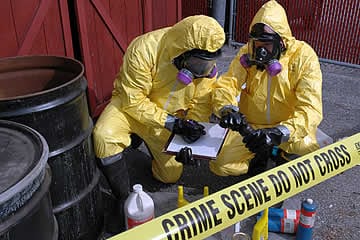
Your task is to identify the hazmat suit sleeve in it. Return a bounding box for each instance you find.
[280,47,323,144]
[212,48,248,116]
[112,39,168,128]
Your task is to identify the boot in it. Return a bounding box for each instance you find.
[100,153,130,233]
[247,152,268,176]
[130,133,144,149]
[101,153,130,199]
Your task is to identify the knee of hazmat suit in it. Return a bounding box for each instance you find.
[212,0,322,161]
[93,15,225,182]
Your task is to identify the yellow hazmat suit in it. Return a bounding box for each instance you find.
[93,15,225,183]
[210,0,323,176]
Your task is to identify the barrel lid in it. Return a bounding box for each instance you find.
[0,120,48,207]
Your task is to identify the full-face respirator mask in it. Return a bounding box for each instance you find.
[173,49,221,85]
[240,23,285,77]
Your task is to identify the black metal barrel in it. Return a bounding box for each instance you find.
[0,120,57,240]
[0,56,103,240]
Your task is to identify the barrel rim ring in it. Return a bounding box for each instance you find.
[0,120,49,204]
[0,55,85,101]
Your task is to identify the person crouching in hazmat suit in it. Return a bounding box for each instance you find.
[92,15,225,232]
[211,0,323,176]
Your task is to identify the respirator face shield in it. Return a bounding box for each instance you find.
[248,23,282,66]
[174,49,221,84]
[183,56,216,78]
[249,38,276,64]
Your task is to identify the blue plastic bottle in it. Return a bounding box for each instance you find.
[296,198,317,240]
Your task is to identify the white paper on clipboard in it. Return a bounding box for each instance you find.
[163,122,228,160]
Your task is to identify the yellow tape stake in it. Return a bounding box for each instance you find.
[110,133,360,240]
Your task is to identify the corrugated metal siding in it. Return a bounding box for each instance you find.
[181,0,359,65]
[0,0,73,57]
[234,0,360,65]
[182,0,209,18]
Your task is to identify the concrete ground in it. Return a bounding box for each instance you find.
[119,44,360,240]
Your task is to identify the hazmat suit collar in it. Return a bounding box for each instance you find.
[159,15,225,62]
[250,0,294,49]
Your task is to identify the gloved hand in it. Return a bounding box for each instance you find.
[209,105,239,124]
[219,111,245,130]
[243,126,290,154]
[165,115,206,143]
[219,111,254,136]
[175,147,200,167]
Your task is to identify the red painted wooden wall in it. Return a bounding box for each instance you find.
[75,0,144,118]
[0,0,73,57]
[0,0,181,118]
[75,0,182,117]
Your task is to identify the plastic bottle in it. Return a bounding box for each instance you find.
[252,208,268,240]
[257,207,300,234]
[296,198,317,240]
[124,184,154,229]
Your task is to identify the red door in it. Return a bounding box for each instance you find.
[75,0,143,118]
[75,0,182,118]
[1,0,181,117]
[0,0,73,57]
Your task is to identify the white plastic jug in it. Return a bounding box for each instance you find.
[124,184,154,229]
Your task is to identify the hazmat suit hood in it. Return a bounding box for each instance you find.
[250,0,295,50]
[159,15,225,62]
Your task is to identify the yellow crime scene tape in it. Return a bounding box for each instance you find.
[110,133,360,240]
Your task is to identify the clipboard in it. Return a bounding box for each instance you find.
[163,122,229,160]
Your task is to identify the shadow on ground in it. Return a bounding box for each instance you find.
[124,147,252,195]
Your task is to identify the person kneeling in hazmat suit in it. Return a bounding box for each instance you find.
[211,0,323,176]
[92,15,225,232]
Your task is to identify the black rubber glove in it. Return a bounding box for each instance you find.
[175,147,200,167]
[219,111,254,136]
[219,111,245,130]
[172,119,206,143]
[243,126,290,154]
